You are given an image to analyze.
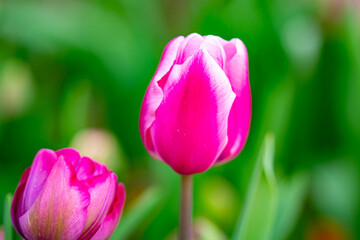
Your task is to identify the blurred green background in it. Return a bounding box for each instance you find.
[0,0,359,239]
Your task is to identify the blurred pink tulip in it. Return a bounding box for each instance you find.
[0,227,4,240]
[140,33,251,175]
[11,148,125,240]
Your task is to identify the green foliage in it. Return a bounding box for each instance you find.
[233,134,309,240]
[110,187,166,240]
[233,133,278,240]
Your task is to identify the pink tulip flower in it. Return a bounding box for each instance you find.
[140,33,251,175]
[11,148,125,240]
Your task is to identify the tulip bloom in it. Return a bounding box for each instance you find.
[140,33,251,175]
[11,148,125,240]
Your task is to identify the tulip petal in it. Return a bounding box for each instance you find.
[56,148,81,169]
[78,173,117,240]
[217,39,251,163]
[139,36,184,159]
[222,39,249,95]
[175,33,204,64]
[90,184,126,240]
[11,168,30,238]
[155,36,186,83]
[201,35,226,69]
[139,36,185,157]
[217,94,251,163]
[21,149,58,214]
[76,156,109,181]
[19,156,90,240]
[151,49,236,175]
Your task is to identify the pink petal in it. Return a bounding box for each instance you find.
[21,149,58,214]
[222,39,249,95]
[76,156,109,181]
[19,156,90,240]
[56,148,81,169]
[201,35,226,69]
[78,173,117,240]
[11,168,30,238]
[218,37,237,61]
[90,184,126,240]
[139,36,184,157]
[217,39,251,163]
[217,93,251,163]
[150,49,236,175]
[175,33,204,64]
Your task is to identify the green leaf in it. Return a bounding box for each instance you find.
[232,133,277,240]
[4,193,13,240]
[232,133,309,240]
[110,187,165,240]
[273,173,309,240]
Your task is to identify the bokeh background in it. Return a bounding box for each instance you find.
[0,0,359,239]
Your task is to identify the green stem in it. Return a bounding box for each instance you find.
[4,194,13,240]
[179,174,193,240]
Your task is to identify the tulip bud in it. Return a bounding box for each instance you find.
[11,148,125,240]
[139,33,251,175]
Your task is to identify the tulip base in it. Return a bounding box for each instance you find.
[179,174,193,240]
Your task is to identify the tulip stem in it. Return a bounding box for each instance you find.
[179,174,193,240]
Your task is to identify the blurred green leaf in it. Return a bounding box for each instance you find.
[110,187,165,240]
[4,193,13,240]
[60,80,93,141]
[273,173,309,240]
[343,6,360,139]
[233,133,309,240]
[311,160,360,230]
[0,1,141,84]
[280,15,322,77]
[232,133,277,240]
